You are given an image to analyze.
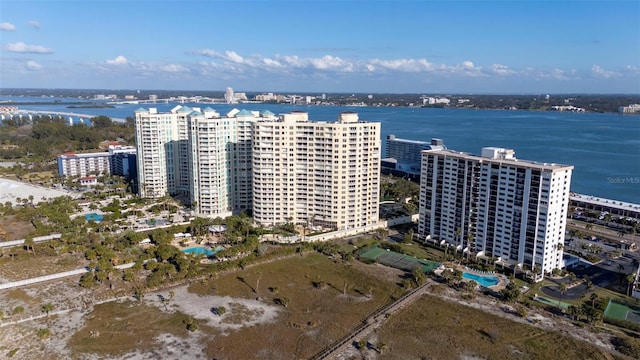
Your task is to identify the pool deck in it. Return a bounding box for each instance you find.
[435,264,508,291]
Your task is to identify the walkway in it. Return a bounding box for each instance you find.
[310,280,433,360]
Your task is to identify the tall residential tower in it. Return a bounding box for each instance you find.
[252,111,381,229]
[419,147,573,276]
[135,107,381,229]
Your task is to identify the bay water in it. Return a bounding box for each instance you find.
[4,97,639,204]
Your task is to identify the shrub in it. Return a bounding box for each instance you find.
[37,328,51,339]
[184,318,199,332]
[7,349,19,358]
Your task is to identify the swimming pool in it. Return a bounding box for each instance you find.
[85,213,104,222]
[182,247,224,256]
[463,272,499,287]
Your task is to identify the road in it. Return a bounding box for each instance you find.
[567,219,639,248]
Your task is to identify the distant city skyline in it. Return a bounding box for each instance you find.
[1,1,639,94]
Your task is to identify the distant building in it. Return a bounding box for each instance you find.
[57,145,137,179]
[57,152,110,178]
[419,146,573,278]
[78,176,98,187]
[570,193,640,219]
[224,87,235,104]
[423,97,450,106]
[382,136,445,177]
[633,264,640,299]
[619,104,640,114]
[551,105,585,112]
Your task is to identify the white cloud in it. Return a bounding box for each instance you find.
[262,58,283,68]
[309,55,352,71]
[225,50,244,63]
[5,42,53,54]
[592,64,616,78]
[192,49,220,58]
[28,20,41,29]
[488,64,515,76]
[623,65,640,75]
[0,22,16,31]
[106,55,128,65]
[161,64,189,72]
[26,60,42,70]
[368,58,434,72]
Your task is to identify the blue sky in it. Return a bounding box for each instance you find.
[1,0,639,93]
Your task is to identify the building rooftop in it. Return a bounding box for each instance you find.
[237,109,254,117]
[424,148,573,171]
[177,106,193,114]
[570,193,640,211]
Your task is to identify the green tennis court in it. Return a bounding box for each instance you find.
[359,246,440,273]
[604,300,640,324]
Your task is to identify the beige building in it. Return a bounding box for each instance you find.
[252,111,380,230]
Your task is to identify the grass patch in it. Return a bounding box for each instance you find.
[390,240,445,261]
[376,295,621,359]
[4,289,36,303]
[68,301,193,357]
[189,252,405,359]
[0,252,85,281]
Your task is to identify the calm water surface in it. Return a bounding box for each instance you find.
[4,97,639,204]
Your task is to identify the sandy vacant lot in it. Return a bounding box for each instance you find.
[0,178,78,205]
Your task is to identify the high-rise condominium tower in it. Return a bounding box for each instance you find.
[135,107,381,229]
[419,147,573,276]
[252,111,381,230]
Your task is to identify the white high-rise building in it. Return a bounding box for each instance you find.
[135,106,382,228]
[135,106,274,215]
[224,87,235,104]
[252,111,380,229]
[419,147,573,277]
[134,106,191,198]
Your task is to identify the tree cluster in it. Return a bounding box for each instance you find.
[0,115,134,161]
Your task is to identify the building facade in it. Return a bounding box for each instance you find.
[134,107,381,229]
[252,111,381,230]
[383,136,445,176]
[419,147,573,276]
[57,145,136,179]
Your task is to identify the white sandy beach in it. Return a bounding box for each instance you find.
[0,178,79,205]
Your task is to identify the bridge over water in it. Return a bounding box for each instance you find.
[1,110,126,124]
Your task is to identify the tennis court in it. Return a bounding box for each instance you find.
[359,246,440,273]
[604,300,640,324]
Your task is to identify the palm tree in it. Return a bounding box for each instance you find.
[626,272,637,296]
[466,232,474,262]
[558,283,567,309]
[568,305,582,321]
